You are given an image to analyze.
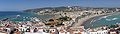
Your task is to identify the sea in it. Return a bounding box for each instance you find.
[1,11,120,29]
[0,11,54,22]
[83,13,120,29]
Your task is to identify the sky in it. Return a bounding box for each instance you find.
[0,0,120,11]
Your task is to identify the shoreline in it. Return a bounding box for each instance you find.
[73,12,118,27]
[81,14,109,26]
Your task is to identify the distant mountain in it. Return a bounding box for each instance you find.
[24,6,120,15]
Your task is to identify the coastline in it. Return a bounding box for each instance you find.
[81,14,109,25]
[73,12,118,27]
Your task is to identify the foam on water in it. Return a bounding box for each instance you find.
[112,18,118,20]
[102,16,108,18]
[106,19,111,21]
[105,18,118,21]
[83,13,120,29]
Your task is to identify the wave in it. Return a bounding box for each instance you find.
[106,18,118,21]
[99,15,109,19]
[102,16,108,18]
[91,16,109,23]
[106,19,111,21]
[112,18,118,20]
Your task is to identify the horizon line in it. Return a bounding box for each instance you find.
[1,6,120,11]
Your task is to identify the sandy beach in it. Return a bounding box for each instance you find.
[73,12,117,27]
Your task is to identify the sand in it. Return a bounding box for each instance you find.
[72,12,117,27]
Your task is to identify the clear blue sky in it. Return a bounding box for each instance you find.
[0,0,120,11]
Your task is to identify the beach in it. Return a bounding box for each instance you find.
[73,12,117,27]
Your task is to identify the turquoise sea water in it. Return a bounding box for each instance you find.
[0,11,53,22]
[2,11,120,29]
[83,13,120,29]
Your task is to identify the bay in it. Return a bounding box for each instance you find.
[0,11,54,22]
